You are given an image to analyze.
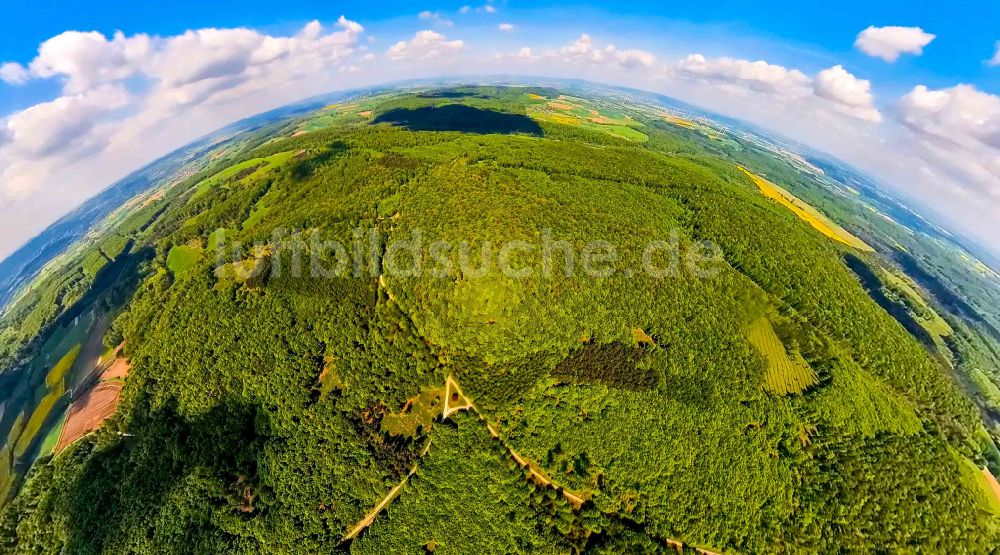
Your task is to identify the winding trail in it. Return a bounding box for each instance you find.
[339,375,720,554]
[340,445,427,543]
[440,375,588,509]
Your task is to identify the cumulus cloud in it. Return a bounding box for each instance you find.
[2,84,130,159]
[891,84,1000,238]
[674,54,810,96]
[5,17,364,99]
[459,3,496,14]
[988,42,1000,67]
[0,62,30,85]
[0,16,367,250]
[26,30,152,93]
[418,10,453,28]
[898,84,1000,151]
[498,35,654,69]
[499,23,515,32]
[1,85,132,203]
[386,30,464,61]
[516,47,537,61]
[855,26,936,62]
[900,85,1000,209]
[504,37,879,124]
[667,55,884,124]
[813,65,881,122]
[558,34,656,68]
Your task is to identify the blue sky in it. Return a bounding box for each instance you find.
[3,1,998,102]
[0,1,999,259]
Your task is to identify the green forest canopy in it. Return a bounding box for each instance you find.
[1,85,999,553]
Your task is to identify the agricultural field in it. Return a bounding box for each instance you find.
[54,381,123,452]
[13,386,64,458]
[746,316,818,395]
[35,409,67,458]
[44,345,79,389]
[662,113,697,129]
[100,358,130,381]
[981,466,1000,513]
[0,83,999,554]
[526,93,649,142]
[880,267,954,340]
[739,166,874,251]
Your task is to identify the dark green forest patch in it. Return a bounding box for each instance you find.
[552,343,657,390]
[372,105,544,136]
[843,253,937,348]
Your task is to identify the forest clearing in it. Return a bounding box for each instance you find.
[746,316,818,394]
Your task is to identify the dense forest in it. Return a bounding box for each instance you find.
[1,85,999,553]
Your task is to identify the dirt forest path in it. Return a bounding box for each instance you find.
[340,374,721,554]
[340,439,433,544]
[441,375,588,508]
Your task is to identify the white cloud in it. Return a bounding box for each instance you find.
[855,26,935,62]
[889,84,1000,241]
[12,17,364,97]
[988,42,1000,67]
[674,53,810,96]
[499,23,515,32]
[0,62,30,85]
[813,65,882,122]
[558,34,656,68]
[418,10,454,28]
[898,84,1000,157]
[2,84,130,160]
[1,85,132,204]
[0,17,368,256]
[461,3,496,14]
[386,30,464,61]
[151,29,270,88]
[667,55,883,123]
[27,30,152,93]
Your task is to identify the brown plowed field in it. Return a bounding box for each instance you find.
[55,381,123,452]
[101,358,131,380]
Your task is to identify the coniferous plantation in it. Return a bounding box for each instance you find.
[1,84,999,553]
